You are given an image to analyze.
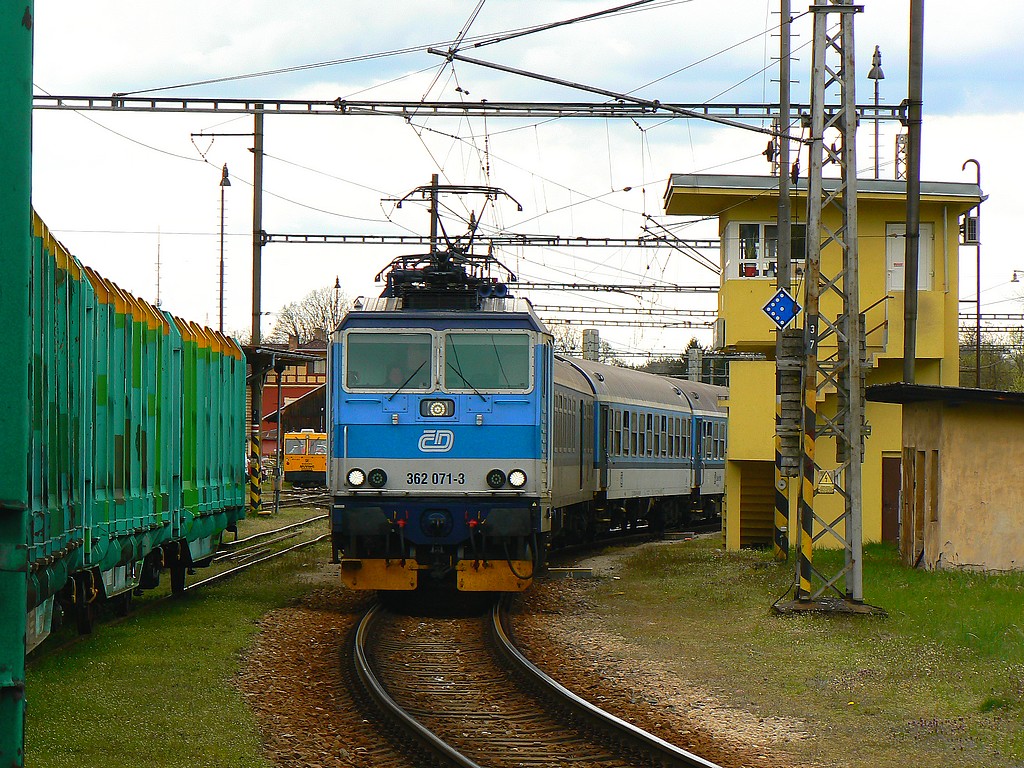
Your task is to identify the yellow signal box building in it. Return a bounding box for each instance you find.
[663,174,982,550]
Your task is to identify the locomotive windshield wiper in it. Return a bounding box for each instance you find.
[446,361,486,401]
[386,360,426,401]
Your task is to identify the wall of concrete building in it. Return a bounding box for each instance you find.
[902,401,1024,571]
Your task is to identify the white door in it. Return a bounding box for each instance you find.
[886,222,934,292]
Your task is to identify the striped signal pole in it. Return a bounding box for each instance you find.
[774,399,788,561]
[249,433,262,516]
[773,0,793,562]
[796,312,819,599]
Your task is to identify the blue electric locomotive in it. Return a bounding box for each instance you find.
[328,250,727,592]
[330,290,549,591]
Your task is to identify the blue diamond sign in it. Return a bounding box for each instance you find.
[763,288,801,329]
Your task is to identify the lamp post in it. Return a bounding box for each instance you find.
[963,159,981,387]
[218,163,231,333]
[867,45,885,180]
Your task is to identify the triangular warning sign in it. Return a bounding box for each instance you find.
[816,470,835,494]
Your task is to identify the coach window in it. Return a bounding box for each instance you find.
[612,410,622,456]
[444,332,531,391]
[630,412,639,456]
[345,332,432,390]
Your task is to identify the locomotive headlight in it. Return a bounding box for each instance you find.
[486,469,506,489]
[420,398,455,417]
[368,468,388,488]
[507,469,528,488]
[347,468,366,487]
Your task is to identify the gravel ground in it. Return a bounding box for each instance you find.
[512,545,819,768]
[237,549,820,767]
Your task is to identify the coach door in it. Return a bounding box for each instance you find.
[597,405,609,490]
[692,416,704,489]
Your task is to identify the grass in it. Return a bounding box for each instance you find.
[25,527,1024,767]
[25,505,329,768]
[593,539,1024,767]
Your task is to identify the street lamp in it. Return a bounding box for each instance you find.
[867,45,885,180]
[219,164,231,333]
[962,159,981,387]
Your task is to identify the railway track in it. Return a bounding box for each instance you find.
[352,599,721,768]
[268,487,331,510]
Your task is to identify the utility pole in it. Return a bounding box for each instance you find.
[249,104,268,515]
[773,0,799,562]
[903,0,924,383]
[219,163,230,333]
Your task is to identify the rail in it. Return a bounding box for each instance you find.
[352,603,484,768]
[490,598,723,768]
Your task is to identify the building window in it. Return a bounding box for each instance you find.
[725,221,807,279]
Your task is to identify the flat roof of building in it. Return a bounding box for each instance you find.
[866,383,1024,407]
[664,173,983,216]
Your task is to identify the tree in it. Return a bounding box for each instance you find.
[266,284,352,345]
[959,328,1024,391]
[549,324,582,355]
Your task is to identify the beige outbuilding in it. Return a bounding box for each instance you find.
[866,382,1024,572]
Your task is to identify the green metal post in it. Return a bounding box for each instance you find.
[0,3,34,765]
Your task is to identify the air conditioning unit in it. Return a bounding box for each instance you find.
[961,215,979,245]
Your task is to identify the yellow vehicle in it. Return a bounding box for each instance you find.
[282,430,328,487]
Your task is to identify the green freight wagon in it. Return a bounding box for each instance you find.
[26,213,248,637]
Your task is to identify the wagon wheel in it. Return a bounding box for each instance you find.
[170,564,187,595]
[74,574,96,635]
[113,590,132,618]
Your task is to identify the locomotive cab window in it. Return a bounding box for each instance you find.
[443,332,531,391]
[345,332,433,391]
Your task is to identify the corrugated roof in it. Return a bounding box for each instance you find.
[866,383,1024,407]
[664,173,982,201]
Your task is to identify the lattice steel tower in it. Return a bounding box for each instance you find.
[785,1,870,609]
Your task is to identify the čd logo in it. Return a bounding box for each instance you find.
[418,429,454,453]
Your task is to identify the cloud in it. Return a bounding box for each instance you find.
[27,1,1023,354]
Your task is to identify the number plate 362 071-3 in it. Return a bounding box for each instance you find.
[406,472,467,486]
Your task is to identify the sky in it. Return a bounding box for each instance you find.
[27,1,1024,358]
